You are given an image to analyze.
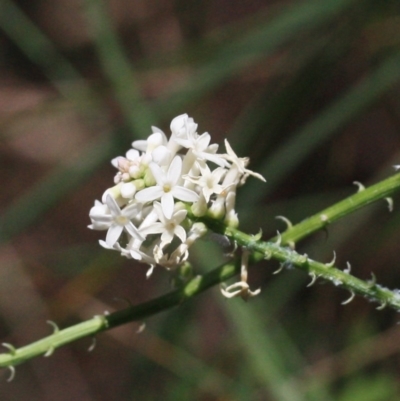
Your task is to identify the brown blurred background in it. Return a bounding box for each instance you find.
[1,0,400,400]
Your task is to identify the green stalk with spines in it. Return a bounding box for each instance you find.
[1,172,400,372]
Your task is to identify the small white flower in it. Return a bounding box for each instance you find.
[135,156,199,219]
[140,202,187,249]
[184,164,226,202]
[175,131,229,168]
[224,139,266,182]
[90,114,266,277]
[104,195,144,247]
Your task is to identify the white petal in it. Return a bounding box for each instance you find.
[89,203,110,219]
[174,225,187,244]
[147,132,165,151]
[207,143,219,153]
[224,139,236,158]
[121,201,141,219]
[139,206,160,228]
[160,230,174,247]
[152,202,166,224]
[148,162,166,186]
[202,187,214,202]
[146,264,156,279]
[171,186,199,203]
[152,146,171,166]
[88,222,110,230]
[139,222,164,236]
[151,126,167,141]
[90,214,113,224]
[135,186,163,203]
[247,169,266,182]
[173,138,191,148]
[132,139,147,151]
[212,167,226,182]
[99,239,113,250]
[106,194,121,216]
[201,151,230,167]
[196,132,211,150]
[106,224,123,246]
[167,156,182,185]
[125,221,145,241]
[173,209,187,224]
[161,193,175,219]
[111,156,122,168]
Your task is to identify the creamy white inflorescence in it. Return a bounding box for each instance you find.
[88,114,265,275]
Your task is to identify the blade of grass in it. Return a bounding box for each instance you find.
[83,0,154,138]
[220,298,304,401]
[193,238,333,401]
[218,271,336,401]
[0,0,92,105]
[238,49,400,208]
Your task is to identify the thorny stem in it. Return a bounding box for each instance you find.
[1,173,400,370]
[223,227,400,310]
[0,260,241,369]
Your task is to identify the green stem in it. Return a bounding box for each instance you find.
[279,172,400,245]
[224,226,400,310]
[0,317,108,368]
[1,173,400,369]
[0,260,240,368]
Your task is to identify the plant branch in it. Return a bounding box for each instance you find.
[1,173,400,371]
[223,226,400,311]
[278,172,400,245]
[0,259,240,369]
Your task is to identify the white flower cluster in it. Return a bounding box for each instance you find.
[88,114,265,274]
